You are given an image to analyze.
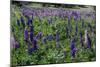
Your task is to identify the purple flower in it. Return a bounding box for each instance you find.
[87,34,91,48]
[28,38,37,55]
[68,16,71,26]
[30,31,33,42]
[32,38,38,50]
[72,11,80,21]
[70,39,77,58]
[74,24,78,36]
[17,19,20,26]
[30,25,33,32]
[67,17,72,33]
[80,32,83,46]
[56,31,60,42]
[20,16,25,27]
[26,20,30,26]
[70,39,75,50]
[38,32,42,37]
[13,41,20,49]
[66,26,69,38]
[28,47,34,55]
[24,29,28,41]
[71,48,77,58]
[35,32,42,40]
[26,18,32,26]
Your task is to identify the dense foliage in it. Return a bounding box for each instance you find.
[11,3,96,66]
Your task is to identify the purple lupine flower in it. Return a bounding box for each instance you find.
[72,11,80,21]
[30,31,33,42]
[70,39,77,58]
[56,31,60,42]
[29,19,32,25]
[67,16,72,33]
[20,16,25,27]
[87,34,91,48]
[17,19,20,26]
[38,32,42,37]
[66,26,69,38]
[74,15,78,21]
[15,42,20,49]
[26,20,30,26]
[68,16,71,26]
[24,29,28,41]
[70,39,75,50]
[74,24,78,36]
[26,18,32,26]
[71,48,77,58]
[80,32,83,47]
[35,32,42,40]
[30,25,33,32]
[28,47,34,55]
[32,38,38,50]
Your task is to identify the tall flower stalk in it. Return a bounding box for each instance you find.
[70,39,77,58]
[20,16,25,27]
[80,32,83,47]
[17,19,20,26]
[24,28,28,42]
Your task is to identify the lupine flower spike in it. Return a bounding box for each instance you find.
[17,19,20,26]
[80,32,83,47]
[70,39,77,58]
[20,16,25,27]
[24,28,29,42]
[87,34,91,48]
